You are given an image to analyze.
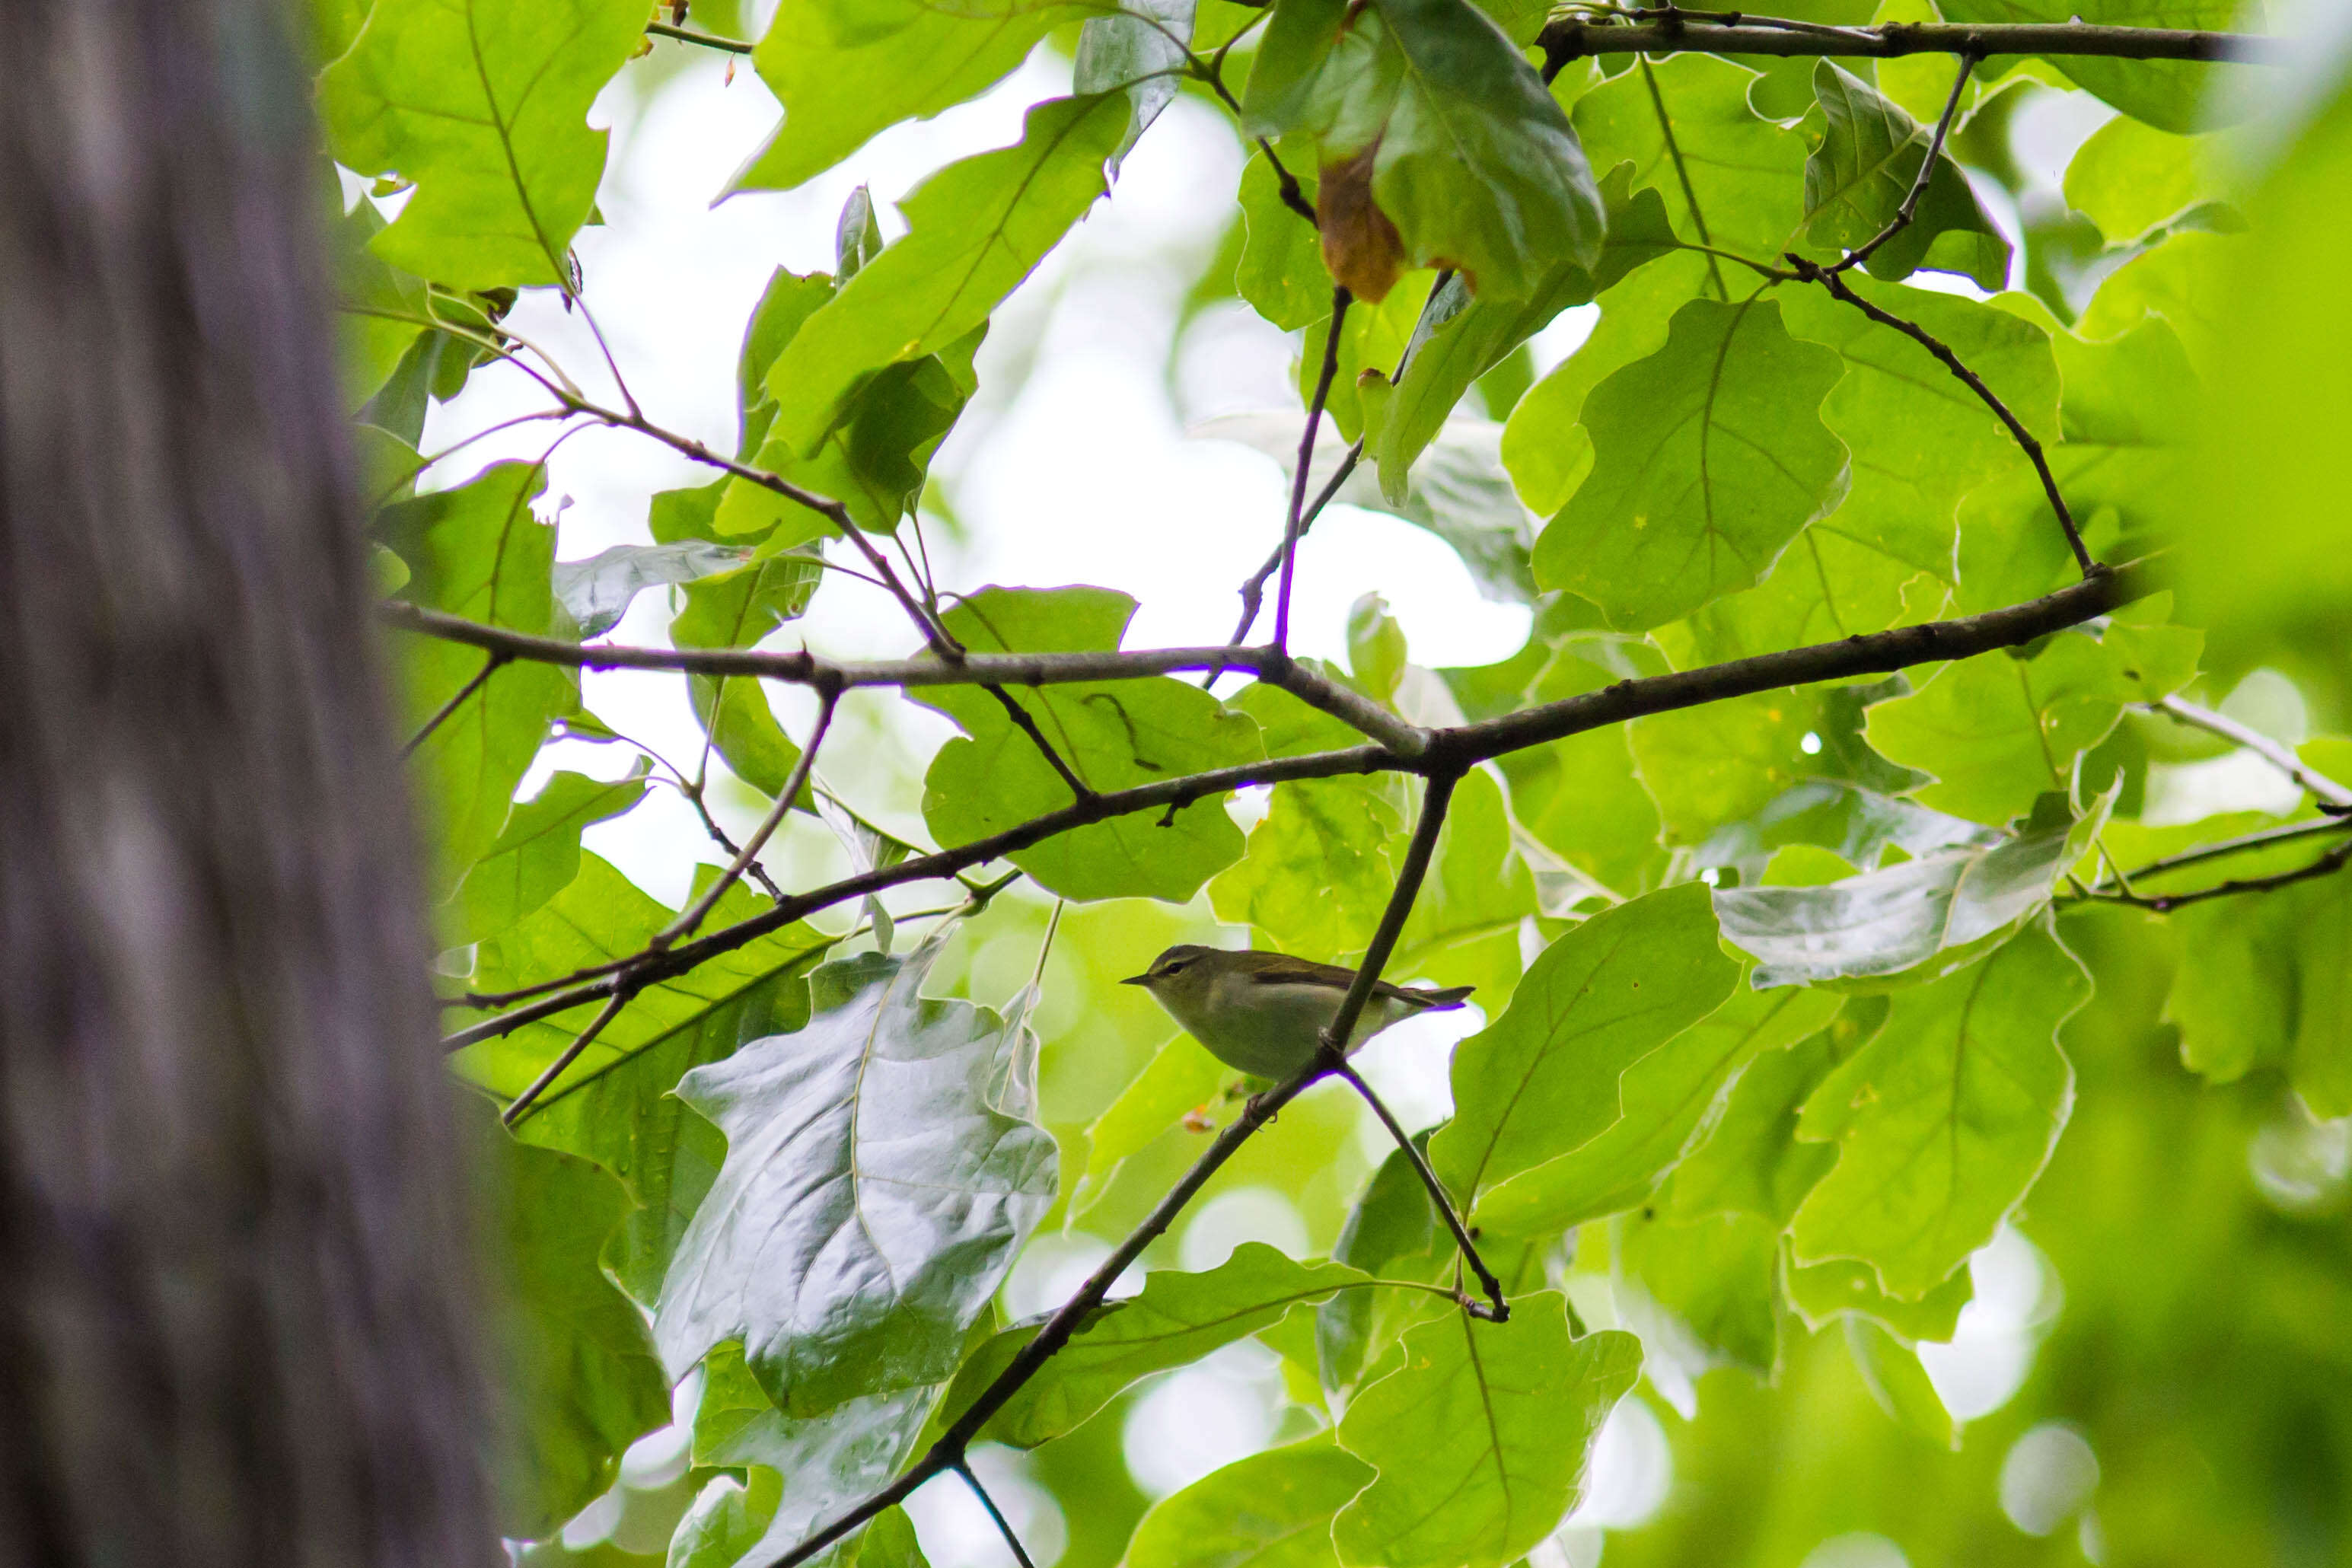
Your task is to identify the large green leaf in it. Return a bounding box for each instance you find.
[1246,0,1603,301]
[1072,1033,1233,1213]
[935,1245,1377,1448]
[1797,63,2009,292]
[1126,1438,1373,1568]
[1934,0,2240,132]
[1366,166,1678,499]
[653,945,1056,1414]
[1668,1005,1870,1225]
[381,461,573,900]
[761,94,1127,457]
[1331,1296,1640,1568]
[1318,1139,1446,1399]
[1432,883,1741,1200]
[1690,779,1997,890]
[2168,870,2352,1118]
[1712,795,2108,988]
[1532,296,1850,630]
[1863,622,2200,827]
[1789,926,2092,1297]
[692,1341,934,1568]
[1614,1206,1781,1374]
[454,856,836,1302]
[733,0,1099,193]
[453,766,649,945]
[2064,116,2223,247]
[1571,53,1809,267]
[493,1123,670,1538]
[919,588,1263,902]
[1474,983,1841,1235]
[320,0,645,288]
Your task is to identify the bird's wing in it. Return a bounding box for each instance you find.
[1240,955,1469,1008]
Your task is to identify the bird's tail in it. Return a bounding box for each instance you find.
[1410,984,1474,1010]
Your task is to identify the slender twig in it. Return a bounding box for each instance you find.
[2154,694,2352,811]
[2103,815,2352,889]
[1222,445,1362,658]
[1828,52,1976,277]
[1538,16,2286,69]
[1786,257,2095,576]
[660,692,839,948]
[1273,288,1353,655]
[645,19,753,51]
[951,1462,1037,1568]
[402,651,508,757]
[502,986,633,1126]
[988,688,1095,800]
[753,769,1462,1568]
[1331,1057,1506,1320]
[2070,837,2352,913]
[669,773,786,901]
[438,567,2141,1052]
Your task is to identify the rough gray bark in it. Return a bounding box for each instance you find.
[0,4,499,1565]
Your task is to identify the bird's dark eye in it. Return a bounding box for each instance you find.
[1163,959,1187,976]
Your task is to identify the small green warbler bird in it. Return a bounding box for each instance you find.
[1122,945,1473,1079]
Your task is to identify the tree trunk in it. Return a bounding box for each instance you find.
[0,4,497,1565]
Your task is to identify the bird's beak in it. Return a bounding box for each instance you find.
[1120,973,1152,986]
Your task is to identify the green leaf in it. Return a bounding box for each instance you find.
[1254,0,1603,301]
[1934,0,2237,132]
[2064,116,2222,247]
[1629,688,1827,849]
[1369,165,1679,500]
[939,1245,1375,1448]
[454,856,836,1302]
[1235,152,1335,332]
[1394,766,1538,998]
[919,588,1263,903]
[1474,982,1840,1235]
[1076,0,1198,171]
[1712,796,2108,988]
[1797,63,2009,292]
[761,94,1127,457]
[1790,926,2092,1297]
[1318,1139,1445,1398]
[1789,1254,1971,1341]
[1844,1317,1959,1448]
[1864,623,2201,827]
[1689,279,2060,655]
[1433,882,1742,1200]
[1126,1438,1373,1568]
[1668,1005,1870,1225]
[1499,250,1713,517]
[1691,779,1998,890]
[1213,776,1409,961]
[320,0,645,288]
[668,1472,782,1568]
[693,1341,934,1568]
[734,0,1098,193]
[1331,1296,1640,1568]
[454,766,649,945]
[1074,1034,1233,1212]
[2168,872,2352,1117]
[654,945,1057,1414]
[553,542,752,639]
[381,461,574,899]
[1615,1206,1780,1373]
[690,675,806,802]
[492,1122,671,1538]
[1571,53,1809,266]
[1532,296,1850,630]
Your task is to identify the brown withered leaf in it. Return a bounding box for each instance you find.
[1317,144,1406,303]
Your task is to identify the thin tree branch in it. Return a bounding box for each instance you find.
[502,986,633,1127]
[2103,815,2352,889]
[1538,16,2286,69]
[1828,52,1976,277]
[1274,287,1353,655]
[753,766,1463,1568]
[1785,256,2095,576]
[988,687,1096,800]
[1223,445,1362,656]
[645,19,753,52]
[1331,1052,1506,1319]
[659,691,839,949]
[2153,694,2352,811]
[401,651,508,757]
[441,566,2142,1051]
[951,1462,1038,1568]
[380,604,1428,757]
[2070,837,2352,913]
